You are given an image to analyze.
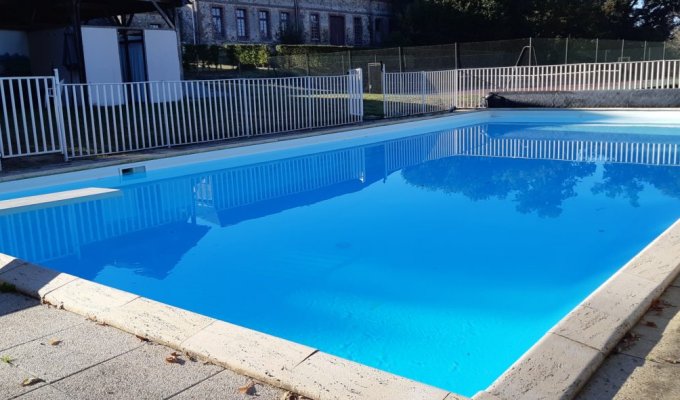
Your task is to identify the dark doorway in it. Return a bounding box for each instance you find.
[329,16,345,46]
[118,30,147,82]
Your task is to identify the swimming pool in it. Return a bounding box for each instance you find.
[2,111,680,396]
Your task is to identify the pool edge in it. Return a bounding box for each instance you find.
[474,218,680,400]
[0,253,462,400]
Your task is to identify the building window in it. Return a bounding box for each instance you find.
[353,17,362,46]
[280,11,289,33]
[310,13,320,42]
[211,7,224,37]
[374,18,383,44]
[258,10,270,39]
[236,9,248,39]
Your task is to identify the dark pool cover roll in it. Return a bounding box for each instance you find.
[485,89,680,108]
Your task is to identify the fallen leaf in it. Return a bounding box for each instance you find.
[48,339,61,346]
[135,335,150,342]
[21,378,43,387]
[171,351,180,357]
[644,320,658,328]
[165,355,179,364]
[617,332,641,353]
[238,381,256,395]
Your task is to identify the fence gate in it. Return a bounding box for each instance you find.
[0,75,64,169]
[367,62,384,94]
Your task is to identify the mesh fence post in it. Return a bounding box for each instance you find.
[621,39,625,62]
[454,42,458,69]
[398,46,403,73]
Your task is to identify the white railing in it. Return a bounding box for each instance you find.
[383,59,680,116]
[0,75,64,159]
[384,125,680,172]
[383,70,457,118]
[0,69,363,164]
[61,70,364,158]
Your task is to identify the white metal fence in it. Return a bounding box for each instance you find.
[0,69,363,164]
[0,76,64,159]
[384,59,680,116]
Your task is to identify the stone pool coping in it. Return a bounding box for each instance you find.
[0,253,466,400]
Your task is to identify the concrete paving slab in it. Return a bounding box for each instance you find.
[0,293,83,352]
[0,360,47,399]
[14,385,71,400]
[52,343,223,399]
[102,297,214,346]
[290,351,450,400]
[8,320,143,382]
[0,292,39,314]
[576,354,680,400]
[169,368,286,400]
[0,263,77,299]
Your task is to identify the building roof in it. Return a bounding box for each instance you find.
[0,0,185,30]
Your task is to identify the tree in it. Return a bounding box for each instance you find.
[389,0,679,45]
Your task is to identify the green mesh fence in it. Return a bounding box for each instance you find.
[269,38,678,78]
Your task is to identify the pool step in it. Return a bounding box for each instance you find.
[0,187,121,216]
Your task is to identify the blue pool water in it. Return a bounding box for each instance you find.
[3,120,680,396]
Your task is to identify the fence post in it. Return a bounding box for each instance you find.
[421,71,426,113]
[663,42,666,60]
[454,42,459,69]
[398,46,404,73]
[565,37,569,64]
[306,76,312,129]
[595,38,599,63]
[381,64,387,117]
[53,68,69,162]
[453,68,458,110]
[620,39,625,62]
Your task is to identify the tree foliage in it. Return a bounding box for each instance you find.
[389,0,680,45]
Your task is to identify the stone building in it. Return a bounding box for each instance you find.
[135,1,392,47]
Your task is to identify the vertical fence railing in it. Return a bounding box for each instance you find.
[0,70,363,163]
[0,76,63,161]
[58,71,362,158]
[383,59,680,117]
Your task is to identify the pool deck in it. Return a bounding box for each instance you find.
[576,275,680,399]
[0,291,290,400]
